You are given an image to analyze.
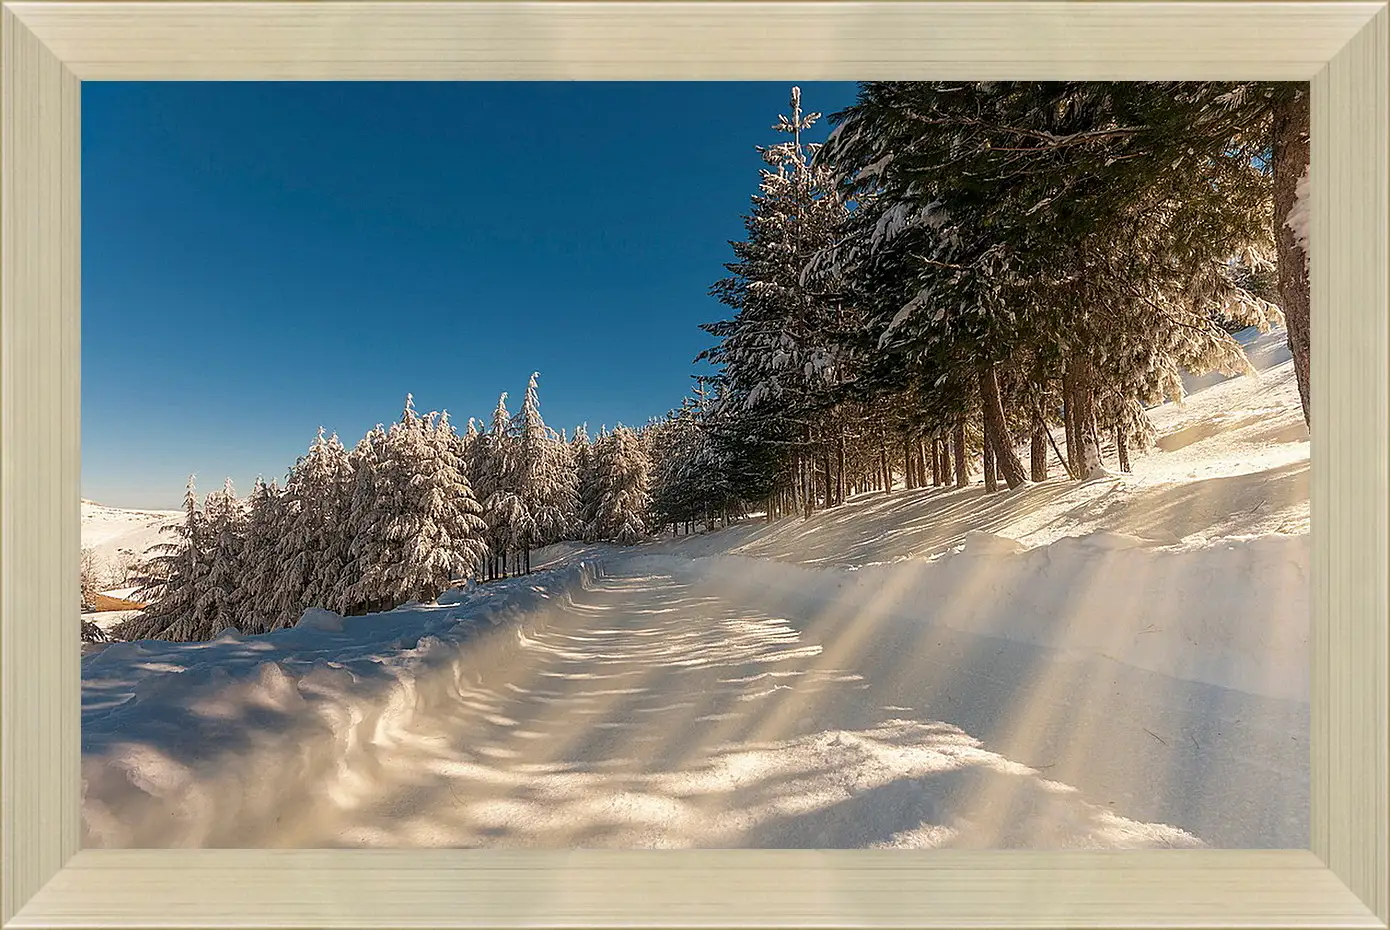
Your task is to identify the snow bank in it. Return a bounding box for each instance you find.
[635,528,1308,703]
[81,560,606,847]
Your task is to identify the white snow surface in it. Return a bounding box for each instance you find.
[82,327,1307,850]
[82,499,181,588]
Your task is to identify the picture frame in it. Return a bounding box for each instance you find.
[2,2,1385,926]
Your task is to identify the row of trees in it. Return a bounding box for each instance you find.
[642,81,1305,527]
[118,375,652,641]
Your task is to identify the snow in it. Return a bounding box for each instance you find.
[81,499,181,587]
[82,561,601,847]
[1285,165,1311,272]
[81,327,1307,850]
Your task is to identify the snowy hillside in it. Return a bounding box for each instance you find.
[81,329,1308,851]
[82,499,181,588]
[655,327,1305,565]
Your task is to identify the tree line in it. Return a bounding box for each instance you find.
[117,374,652,642]
[645,81,1306,529]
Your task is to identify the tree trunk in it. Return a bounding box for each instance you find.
[1031,416,1049,482]
[903,435,915,489]
[880,441,890,492]
[822,453,833,510]
[983,425,998,493]
[1273,89,1311,426]
[1062,386,1079,478]
[837,432,847,505]
[929,437,940,486]
[1115,425,1131,473]
[954,421,968,488]
[1065,356,1103,477]
[978,362,1028,489]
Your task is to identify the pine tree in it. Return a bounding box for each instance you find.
[339,424,393,614]
[572,424,600,541]
[306,432,354,613]
[699,86,855,515]
[273,427,350,626]
[399,408,490,600]
[192,478,246,633]
[477,392,529,577]
[511,373,579,567]
[339,397,492,610]
[588,426,651,544]
[238,477,285,634]
[119,476,206,641]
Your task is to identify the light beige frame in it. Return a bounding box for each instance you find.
[1,2,1386,926]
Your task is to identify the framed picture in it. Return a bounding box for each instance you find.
[3,2,1386,927]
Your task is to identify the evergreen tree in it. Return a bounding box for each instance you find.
[476,392,530,577]
[340,397,489,611]
[119,476,207,641]
[306,432,354,613]
[339,423,393,613]
[238,476,285,634]
[273,427,350,626]
[511,373,579,566]
[196,478,247,633]
[571,424,600,541]
[588,426,651,544]
[700,86,854,512]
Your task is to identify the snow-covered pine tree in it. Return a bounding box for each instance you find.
[646,398,745,533]
[340,398,491,611]
[476,392,531,577]
[305,431,354,613]
[699,87,855,515]
[420,409,490,590]
[552,431,580,539]
[390,407,490,600]
[119,476,207,641]
[272,427,350,626]
[338,423,393,614]
[588,425,651,544]
[343,399,422,612]
[510,373,579,569]
[237,476,285,634]
[571,424,600,542]
[192,478,247,635]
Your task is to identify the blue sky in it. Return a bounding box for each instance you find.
[82,81,860,509]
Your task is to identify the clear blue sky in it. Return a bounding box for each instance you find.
[82,81,859,509]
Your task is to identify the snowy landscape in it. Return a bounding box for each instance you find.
[81,81,1310,850]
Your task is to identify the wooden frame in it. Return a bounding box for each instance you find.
[1,2,1386,926]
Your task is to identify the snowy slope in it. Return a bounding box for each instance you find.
[651,326,1306,563]
[81,327,1308,850]
[82,500,182,588]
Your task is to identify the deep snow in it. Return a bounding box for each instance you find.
[80,327,1308,850]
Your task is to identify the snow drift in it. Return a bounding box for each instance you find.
[81,560,605,847]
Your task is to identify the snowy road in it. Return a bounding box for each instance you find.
[267,559,1304,850]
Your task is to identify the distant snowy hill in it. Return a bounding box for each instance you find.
[81,500,181,587]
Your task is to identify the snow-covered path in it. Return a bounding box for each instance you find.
[273,559,1302,850]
